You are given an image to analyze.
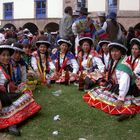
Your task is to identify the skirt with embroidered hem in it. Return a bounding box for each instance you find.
[0,93,41,129]
[83,87,140,115]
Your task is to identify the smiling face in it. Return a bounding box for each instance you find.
[82,41,91,53]
[0,49,10,64]
[110,47,122,60]
[60,43,69,53]
[38,44,48,54]
[12,51,22,61]
[102,43,109,54]
[23,45,31,55]
[131,44,140,58]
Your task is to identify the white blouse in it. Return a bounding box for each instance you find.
[82,54,105,73]
[58,57,79,74]
[31,56,55,73]
[115,69,130,101]
[0,69,7,85]
[133,59,140,77]
[103,53,110,70]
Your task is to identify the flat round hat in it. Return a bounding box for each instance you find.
[0,45,15,56]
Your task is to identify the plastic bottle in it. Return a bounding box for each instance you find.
[79,71,84,91]
[65,68,70,85]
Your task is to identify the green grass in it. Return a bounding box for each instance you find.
[10,84,140,140]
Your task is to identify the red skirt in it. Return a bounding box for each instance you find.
[0,93,41,129]
[83,87,140,115]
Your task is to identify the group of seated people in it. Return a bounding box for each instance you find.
[0,36,140,136]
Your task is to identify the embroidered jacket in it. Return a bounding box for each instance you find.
[51,51,79,74]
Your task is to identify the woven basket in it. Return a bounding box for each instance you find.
[28,84,37,91]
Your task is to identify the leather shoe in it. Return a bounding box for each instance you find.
[117,114,135,122]
[8,125,21,136]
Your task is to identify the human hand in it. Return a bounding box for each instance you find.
[9,81,17,93]
[0,85,6,93]
[115,100,124,109]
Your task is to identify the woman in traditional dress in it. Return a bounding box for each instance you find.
[83,41,140,121]
[128,38,140,90]
[22,43,38,90]
[98,39,111,71]
[11,43,26,85]
[77,37,105,90]
[51,39,79,83]
[0,45,41,136]
[22,43,33,71]
[31,40,55,85]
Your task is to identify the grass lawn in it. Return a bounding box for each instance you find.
[10,84,140,140]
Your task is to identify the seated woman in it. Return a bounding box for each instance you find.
[31,40,55,85]
[83,41,140,121]
[51,39,79,84]
[128,38,140,90]
[98,39,111,71]
[11,43,27,85]
[0,45,41,136]
[77,37,105,90]
[22,43,33,71]
[22,43,37,90]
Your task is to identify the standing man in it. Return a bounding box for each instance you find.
[102,12,123,41]
[97,12,106,27]
[59,6,75,54]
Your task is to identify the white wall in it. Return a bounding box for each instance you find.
[47,0,63,18]
[119,0,140,11]
[88,0,106,12]
[0,0,63,20]
[14,0,34,19]
[0,0,34,19]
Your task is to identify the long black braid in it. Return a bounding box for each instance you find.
[37,50,49,74]
[58,51,68,71]
[108,58,120,81]
[131,54,140,69]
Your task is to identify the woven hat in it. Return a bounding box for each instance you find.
[108,41,128,52]
[79,37,93,46]
[36,40,51,48]
[98,40,110,47]
[0,45,15,56]
[130,38,140,47]
[57,39,72,47]
[11,43,24,53]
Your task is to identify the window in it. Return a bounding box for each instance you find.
[4,3,13,20]
[35,0,46,18]
[108,0,117,13]
[77,0,86,11]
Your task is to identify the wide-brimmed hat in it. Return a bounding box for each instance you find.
[108,41,128,52]
[79,37,93,46]
[0,45,15,56]
[98,40,111,47]
[130,38,140,47]
[78,7,90,15]
[57,39,72,47]
[36,40,51,47]
[0,28,4,33]
[11,43,24,53]
[23,28,29,33]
